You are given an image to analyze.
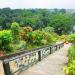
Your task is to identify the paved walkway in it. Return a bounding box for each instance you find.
[20,43,71,75]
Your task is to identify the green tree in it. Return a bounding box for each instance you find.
[59,9,66,13]
[49,13,73,35]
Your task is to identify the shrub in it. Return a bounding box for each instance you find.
[24,30,57,46]
[68,45,75,62]
[69,34,75,43]
[42,26,54,33]
[0,30,12,52]
[63,34,75,43]
[64,45,75,75]
[11,22,20,44]
[23,26,32,33]
[20,26,33,40]
[41,39,48,45]
[11,41,27,52]
[64,60,75,75]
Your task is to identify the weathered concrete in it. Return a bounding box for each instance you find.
[0,61,5,75]
[19,44,71,75]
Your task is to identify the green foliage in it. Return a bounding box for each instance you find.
[0,26,59,53]
[64,45,75,75]
[42,27,59,42]
[50,13,73,35]
[64,60,75,75]
[24,30,58,47]
[41,39,48,45]
[11,41,27,52]
[23,26,33,33]
[42,26,54,33]
[26,30,44,45]
[69,34,75,43]
[62,34,75,75]
[11,22,20,44]
[20,26,33,40]
[64,34,75,43]
[0,30,12,52]
[0,8,74,35]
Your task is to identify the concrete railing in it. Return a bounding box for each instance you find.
[0,43,64,75]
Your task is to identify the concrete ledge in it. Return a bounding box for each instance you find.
[0,61,5,75]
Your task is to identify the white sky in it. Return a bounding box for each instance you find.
[0,0,75,9]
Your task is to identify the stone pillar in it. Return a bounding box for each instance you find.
[0,61,5,75]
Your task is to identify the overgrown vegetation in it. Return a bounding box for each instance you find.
[64,45,75,75]
[0,22,59,54]
[63,33,75,75]
[61,34,75,43]
[0,30,12,52]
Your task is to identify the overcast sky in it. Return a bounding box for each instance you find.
[0,0,75,9]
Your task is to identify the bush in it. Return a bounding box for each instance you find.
[25,31,44,45]
[11,41,27,52]
[20,26,33,40]
[0,30,12,52]
[41,39,48,45]
[42,26,54,33]
[69,34,75,43]
[63,34,75,43]
[23,26,32,33]
[68,45,75,62]
[11,22,20,44]
[64,60,75,75]
[24,30,57,47]
[64,45,75,75]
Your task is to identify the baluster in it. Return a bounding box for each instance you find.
[3,61,12,75]
[59,44,60,49]
[38,51,41,61]
[56,45,57,51]
[50,47,52,54]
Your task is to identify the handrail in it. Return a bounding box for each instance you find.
[0,44,52,60]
